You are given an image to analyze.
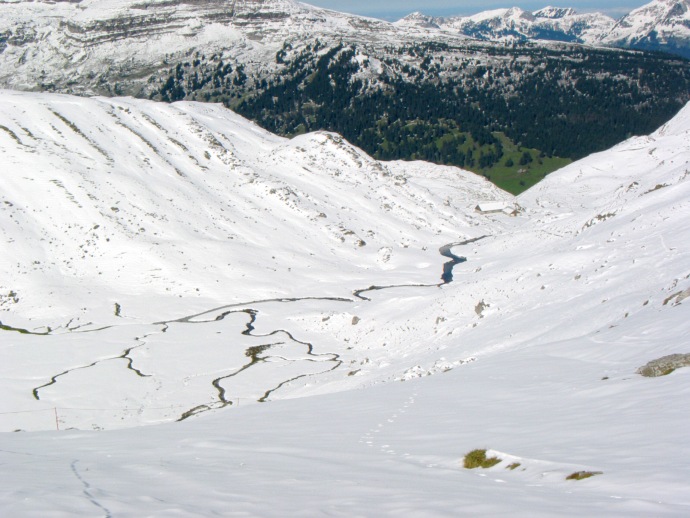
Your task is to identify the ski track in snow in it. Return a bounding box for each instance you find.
[70,460,113,518]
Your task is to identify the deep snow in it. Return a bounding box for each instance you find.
[1,91,689,515]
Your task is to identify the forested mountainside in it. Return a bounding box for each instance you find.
[150,41,690,193]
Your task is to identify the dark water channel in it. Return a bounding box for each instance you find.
[439,236,487,284]
[439,245,467,284]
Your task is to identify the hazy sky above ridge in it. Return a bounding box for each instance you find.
[300,1,646,20]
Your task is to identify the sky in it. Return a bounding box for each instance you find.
[300,1,647,20]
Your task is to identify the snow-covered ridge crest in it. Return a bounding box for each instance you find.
[533,6,578,19]
[397,1,690,56]
[601,0,690,53]
[519,99,690,230]
[397,5,615,45]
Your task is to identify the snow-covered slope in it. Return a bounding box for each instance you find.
[1,91,689,514]
[0,0,453,95]
[533,6,578,19]
[0,89,509,426]
[0,90,505,321]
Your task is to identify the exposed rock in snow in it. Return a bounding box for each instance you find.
[638,353,690,376]
[396,357,477,380]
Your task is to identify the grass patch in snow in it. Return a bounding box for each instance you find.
[566,471,602,481]
[463,449,502,469]
[506,462,521,470]
[637,353,690,377]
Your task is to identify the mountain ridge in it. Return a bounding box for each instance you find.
[600,0,690,56]
[2,0,688,195]
[395,0,690,58]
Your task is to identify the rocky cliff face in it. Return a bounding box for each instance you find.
[0,0,443,94]
[0,1,250,90]
[2,0,690,98]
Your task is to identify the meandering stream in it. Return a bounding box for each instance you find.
[5,236,488,429]
[439,236,487,283]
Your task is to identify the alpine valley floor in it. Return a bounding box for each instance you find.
[0,91,689,515]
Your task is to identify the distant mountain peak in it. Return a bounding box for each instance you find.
[533,6,578,19]
[620,0,690,22]
[505,6,535,21]
[601,0,690,55]
[395,11,442,28]
[392,1,689,58]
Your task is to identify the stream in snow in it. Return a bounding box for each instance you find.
[439,244,467,283]
[162,302,347,421]
[2,237,487,429]
[439,236,487,283]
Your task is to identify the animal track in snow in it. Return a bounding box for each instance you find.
[358,391,418,458]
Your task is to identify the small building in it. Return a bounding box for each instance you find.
[475,201,508,214]
[475,201,519,217]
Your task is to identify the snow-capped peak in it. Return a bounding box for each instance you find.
[505,6,535,22]
[438,5,610,44]
[394,11,442,29]
[466,7,536,24]
[393,2,690,56]
[614,0,689,30]
[533,6,578,19]
[601,0,690,55]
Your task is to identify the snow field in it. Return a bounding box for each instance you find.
[0,90,689,514]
